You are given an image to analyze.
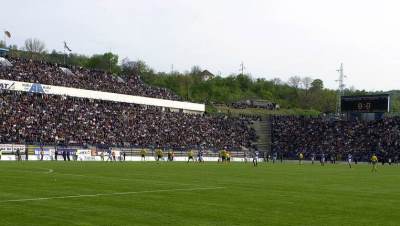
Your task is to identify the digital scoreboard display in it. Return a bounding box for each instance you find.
[341,95,390,113]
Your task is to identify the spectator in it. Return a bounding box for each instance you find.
[272,116,400,161]
[0,56,181,100]
[0,91,255,151]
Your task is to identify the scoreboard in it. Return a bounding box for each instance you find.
[341,94,390,113]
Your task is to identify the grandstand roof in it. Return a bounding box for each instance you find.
[0,57,12,67]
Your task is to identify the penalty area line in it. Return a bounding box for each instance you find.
[44,168,54,174]
[0,187,226,203]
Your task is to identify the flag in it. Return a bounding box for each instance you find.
[4,31,11,38]
[63,41,72,52]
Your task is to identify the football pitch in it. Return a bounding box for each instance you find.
[0,161,400,226]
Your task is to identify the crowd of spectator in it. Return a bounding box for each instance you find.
[271,116,400,161]
[0,56,181,100]
[0,91,255,150]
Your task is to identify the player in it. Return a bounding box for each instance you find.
[266,153,270,163]
[347,153,353,168]
[221,149,227,163]
[156,149,163,162]
[311,153,316,164]
[15,148,20,161]
[187,150,195,163]
[298,152,304,165]
[25,149,28,161]
[106,150,113,162]
[253,150,259,166]
[272,152,277,164]
[167,150,173,161]
[371,153,378,172]
[226,151,231,163]
[40,148,44,161]
[140,149,147,161]
[100,151,105,161]
[62,150,67,161]
[197,149,204,163]
[112,150,116,162]
[330,154,336,164]
[74,150,78,161]
[76,150,81,161]
[320,153,325,166]
[122,151,126,161]
[49,149,54,161]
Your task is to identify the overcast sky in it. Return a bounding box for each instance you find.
[2,0,400,91]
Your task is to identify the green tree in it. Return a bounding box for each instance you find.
[85,52,120,73]
[310,79,324,91]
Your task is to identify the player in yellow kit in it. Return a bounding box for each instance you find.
[371,154,378,172]
[140,149,147,161]
[298,152,304,165]
[155,149,163,162]
[226,151,231,163]
[187,150,195,163]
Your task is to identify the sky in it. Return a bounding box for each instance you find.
[2,0,400,91]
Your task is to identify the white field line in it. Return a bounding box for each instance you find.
[0,168,54,174]
[0,187,226,203]
[44,168,54,174]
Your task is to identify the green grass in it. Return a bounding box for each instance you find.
[0,161,400,226]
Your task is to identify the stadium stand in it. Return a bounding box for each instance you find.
[0,56,182,101]
[271,116,400,162]
[0,91,255,150]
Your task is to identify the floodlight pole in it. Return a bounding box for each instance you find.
[336,63,346,114]
[239,62,245,75]
[63,48,66,65]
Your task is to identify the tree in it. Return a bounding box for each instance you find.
[301,77,313,91]
[310,79,324,91]
[271,78,283,85]
[190,65,202,75]
[85,52,119,73]
[0,40,5,48]
[237,74,252,91]
[122,58,150,76]
[24,38,46,53]
[288,76,302,89]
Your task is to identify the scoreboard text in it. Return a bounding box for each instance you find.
[341,95,390,113]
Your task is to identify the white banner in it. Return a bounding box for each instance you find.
[0,79,205,112]
[0,144,26,154]
[76,149,95,161]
